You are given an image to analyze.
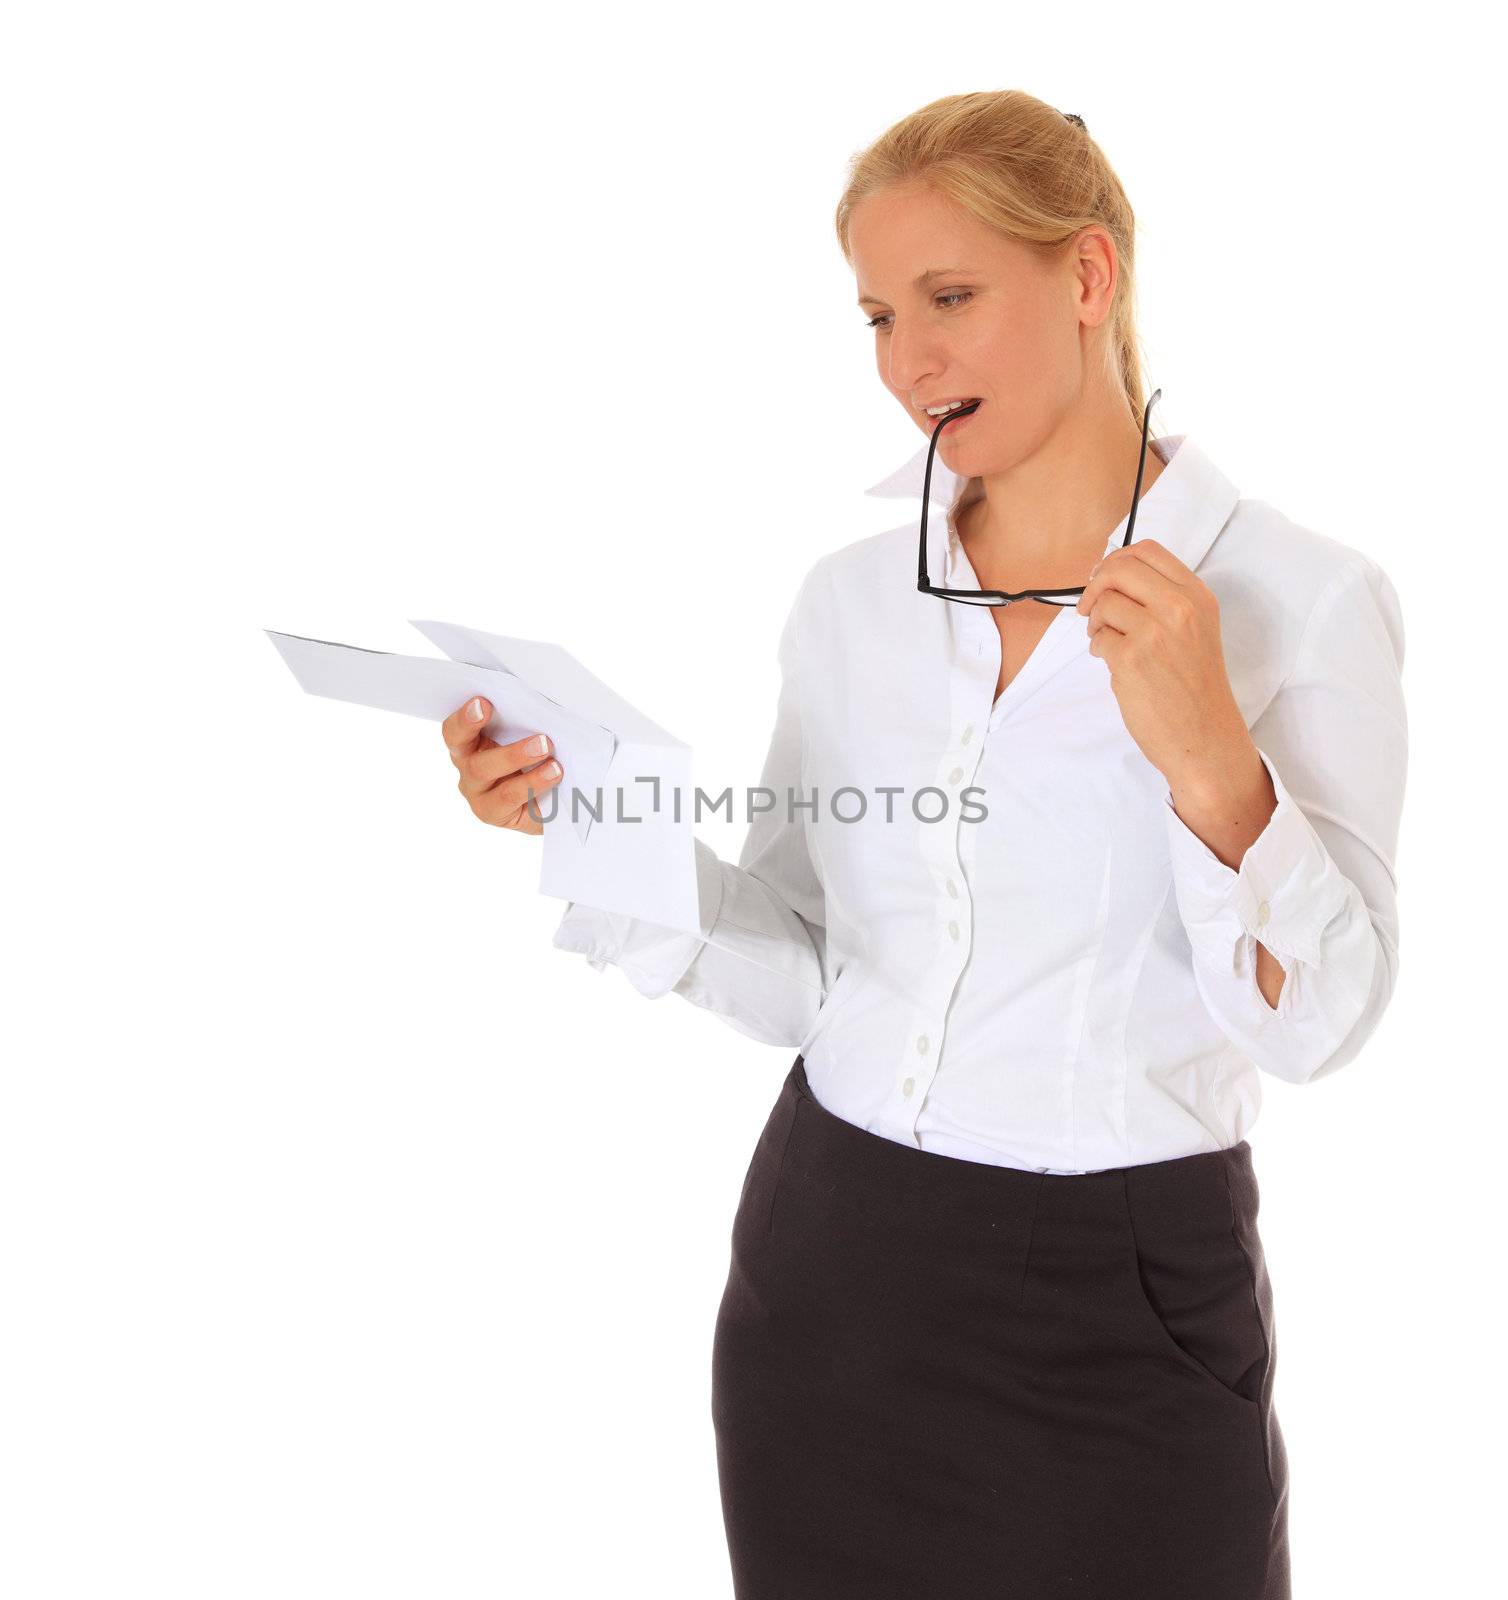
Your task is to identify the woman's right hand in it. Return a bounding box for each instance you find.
[442,695,563,837]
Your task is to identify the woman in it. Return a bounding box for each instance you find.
[443,90,1406,1599]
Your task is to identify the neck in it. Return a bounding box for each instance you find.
[954,393,1166,585]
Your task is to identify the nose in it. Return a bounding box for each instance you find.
[884,321,946,407]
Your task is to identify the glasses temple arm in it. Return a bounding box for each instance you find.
[1122,387,1162,545]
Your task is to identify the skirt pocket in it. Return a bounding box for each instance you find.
[733,1080,801,1244]
[1117,1165,1270,1411]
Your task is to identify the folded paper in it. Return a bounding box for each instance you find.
[265,623,700,933]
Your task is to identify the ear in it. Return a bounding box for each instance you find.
[1071,226,1118,331]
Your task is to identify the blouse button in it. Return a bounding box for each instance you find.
[961,723,974,745]
[948,921,960,941]
[902,1077,915,1098]
[916,1035,930,1057]
[946,878,959,898]
[947,766,964,785]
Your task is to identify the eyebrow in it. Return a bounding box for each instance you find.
[856,267,973,307]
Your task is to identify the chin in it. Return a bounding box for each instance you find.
[941,436,1015,485]
[933,429,986,469]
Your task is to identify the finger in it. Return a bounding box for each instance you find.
[1120,538,1192,583]
[1076,546,1179,616]
[458,732,555,796]
[441,696,493,761]
[471,758,563,824]
[1081,588,1144,638]
[1086,609,1129,658]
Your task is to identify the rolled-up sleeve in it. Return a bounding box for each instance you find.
[550,574,829,1046]
[1163,557,1407,1084]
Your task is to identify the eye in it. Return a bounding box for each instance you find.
[864,291,973,331]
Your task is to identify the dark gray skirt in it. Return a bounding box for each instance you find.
[711,1054,1290,1599]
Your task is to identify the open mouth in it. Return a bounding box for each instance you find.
[928,398,983,428]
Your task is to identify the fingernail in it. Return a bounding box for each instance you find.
[543,759,560,778]
[466,697,485,722]
[529,734,549,756]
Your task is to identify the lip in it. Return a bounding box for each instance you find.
[925,398,983,432]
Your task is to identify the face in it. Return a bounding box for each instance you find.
[849,179,1117,475]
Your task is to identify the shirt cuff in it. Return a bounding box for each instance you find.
[1163,746,1346,974]
[549,838,726,998]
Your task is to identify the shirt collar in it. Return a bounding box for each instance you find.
[861,432,1241,585]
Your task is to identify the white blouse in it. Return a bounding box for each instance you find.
[552,433,1408,1174]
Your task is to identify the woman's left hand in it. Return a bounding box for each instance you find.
[1075,541,1254,793]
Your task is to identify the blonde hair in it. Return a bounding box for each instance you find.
[834,90,1149,426]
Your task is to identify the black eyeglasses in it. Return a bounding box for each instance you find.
[917,387,1163,607]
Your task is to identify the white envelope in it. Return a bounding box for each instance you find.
[264,629,615,847]
[265,623,701,934]
[409,620,700,934]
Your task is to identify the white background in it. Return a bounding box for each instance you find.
[3,2,1499,1594]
